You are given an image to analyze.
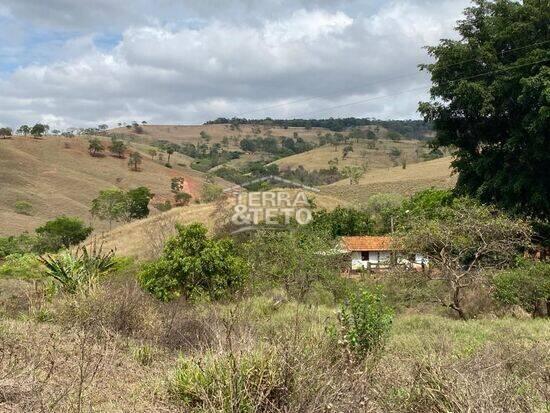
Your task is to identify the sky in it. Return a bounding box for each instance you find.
[0,0,470,129]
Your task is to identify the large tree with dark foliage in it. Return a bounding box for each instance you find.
[419,0,550,219]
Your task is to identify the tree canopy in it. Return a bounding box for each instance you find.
[419,0,550,219]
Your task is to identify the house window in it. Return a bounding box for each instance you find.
[362,251,379,262]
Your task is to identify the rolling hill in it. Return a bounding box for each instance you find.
[0,136,230,236]
[273,139,428,172]
[320,156,456,205]
[95,189,350,259]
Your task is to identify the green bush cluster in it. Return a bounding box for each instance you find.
[0,216,92,258]
[493,262,550,316]
[139,223,247,301]
[339,289,394,358]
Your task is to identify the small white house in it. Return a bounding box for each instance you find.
[340,236,393,270]
[340,236,428,272]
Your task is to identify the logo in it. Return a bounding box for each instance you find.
[224,176,319,234]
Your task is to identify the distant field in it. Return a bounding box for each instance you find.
[321,157,456,205]
[0,136,229,236]
[273,139,428,172]
[110,123,327,146]
[109,123,393,147]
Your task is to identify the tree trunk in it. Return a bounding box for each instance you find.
[450,283,467,320]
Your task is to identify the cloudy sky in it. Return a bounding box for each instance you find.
[0,0,470,129]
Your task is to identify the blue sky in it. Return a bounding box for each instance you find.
[0,0,469,129]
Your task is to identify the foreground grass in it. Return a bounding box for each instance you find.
[0,277,548,412]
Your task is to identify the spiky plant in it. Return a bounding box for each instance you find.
[39,243,115,293]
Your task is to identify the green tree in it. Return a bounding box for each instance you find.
[126,186,153,219]
[35,216,93,251]
[139,223,247,301]
[342,144,353,159]
[147,148,157,159]
[166,147,174,165]
[386,130,401,141]
[90,188,128,229]
[88,137,105,156]
[418,0,550,219]
[341,165,363,185]
[109,138,127,158]
[244,229,342,300]
[339,289,394,358]
[308,207,374,238]
[128,151,142,171]
[17,125,30,136]
[0,127,12,137]
[30,123,48,138]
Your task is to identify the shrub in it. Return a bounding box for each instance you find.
[339,289,393,358]
[493,262,550,317]
[172,349,287,411]
[35,216,93,252]
[14,200,33,215]
[139,223,248,301]
[0,253,42,279]
[154,201,172,212]
[174,192,192,206]
[0,234,35,259]
[200,182,223,202]
[39,244,115,293]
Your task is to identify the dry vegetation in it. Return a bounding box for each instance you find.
[1,275,548,412]
[94,189,348,259]
[321,157,457,205]
[0,136,229,236]
[273,139,426,172]
[110,124,329,146]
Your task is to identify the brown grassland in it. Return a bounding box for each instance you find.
[0,136,230,236]
[321,157,457,205]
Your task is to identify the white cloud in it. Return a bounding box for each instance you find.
[0,0,469,129]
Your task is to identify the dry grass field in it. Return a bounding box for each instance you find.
[321,156,457,205]
[273,139,427,172]
[95,188,349,259]
[0,136,228,236]
[110,123,331,146]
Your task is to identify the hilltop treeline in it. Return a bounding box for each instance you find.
[205,117,433,139]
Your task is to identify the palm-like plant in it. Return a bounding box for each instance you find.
[39,243,115,293]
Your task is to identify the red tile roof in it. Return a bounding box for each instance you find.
[341,236,393,252]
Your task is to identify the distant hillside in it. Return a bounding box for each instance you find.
[109,123,329,146]
[0,136,229,235]
[206,117,434,140]
[272,139,429,172]
[96,189,349,259]
[321,157,456,205]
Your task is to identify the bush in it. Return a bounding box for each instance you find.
[172,348,287,411]
[139,223,248,301]
[14,200,33,215]
[200,182,223,202]
[493,262,550,317]
[35,216,93,252]
[0,234,35,259]
[0,253,42,279]
[339,289,393,358]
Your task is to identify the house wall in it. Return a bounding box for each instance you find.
[350,251,391,270]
